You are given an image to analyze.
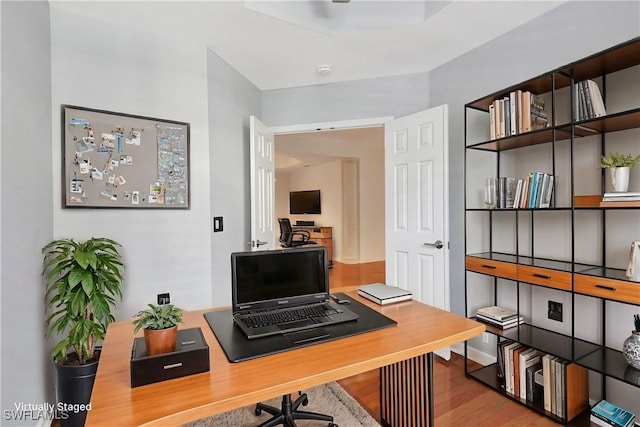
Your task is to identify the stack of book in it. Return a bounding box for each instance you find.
[476,306,524,329]
[601,192,640,203]
[590,399,636,427]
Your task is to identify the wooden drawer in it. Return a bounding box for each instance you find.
[465,256,517,280]
[517,265,572,291]
[308,228,331,239]
[574,274,640,305]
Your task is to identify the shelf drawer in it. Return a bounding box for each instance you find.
[465,256,517,280]
[574,274,640,304]
[517,266,571,291]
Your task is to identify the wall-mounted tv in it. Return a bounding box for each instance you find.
[289,190,321,214]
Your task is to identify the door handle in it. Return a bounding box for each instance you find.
[256,240,268,248]
[423,240,444,249]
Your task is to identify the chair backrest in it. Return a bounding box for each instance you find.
[278,218,294,246]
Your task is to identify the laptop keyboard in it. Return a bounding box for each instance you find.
[240,304,340,329]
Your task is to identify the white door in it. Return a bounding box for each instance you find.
[250,116,275,251]
[385,105,450,359]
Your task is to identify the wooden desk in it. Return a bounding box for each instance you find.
[86,288,484,426]
[293,226,332,266]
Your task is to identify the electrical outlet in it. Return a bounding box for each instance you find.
[482,333,489,344]
[157,293,170,305]
[548,300,563,322]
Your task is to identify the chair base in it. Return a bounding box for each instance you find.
[255,392,337,427]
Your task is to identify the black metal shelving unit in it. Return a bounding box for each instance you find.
[463,37,640,425]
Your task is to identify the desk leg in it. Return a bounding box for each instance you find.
[380,352,433,427]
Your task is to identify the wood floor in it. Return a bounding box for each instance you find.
[330,261,558,427]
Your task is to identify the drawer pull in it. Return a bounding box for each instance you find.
[164,363,183,370]
[595,284,617,291]
[480,264,497,269]
[532,273,551,279]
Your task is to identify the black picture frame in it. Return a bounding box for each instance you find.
[61,105,190,209]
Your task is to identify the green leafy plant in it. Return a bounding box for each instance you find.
[132,303,183,333]
[42,237,124,365]
[600,152,640,168]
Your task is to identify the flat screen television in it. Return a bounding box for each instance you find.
[289,190,321,214]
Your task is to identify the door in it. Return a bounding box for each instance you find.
[385,105,450,359]
[250,116,275,251]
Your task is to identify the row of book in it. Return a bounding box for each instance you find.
[489,90,548,140]
[497,341,572,419]
[476,306,523,329]
[575,79,607,121]
[485,172,554,209]
[590,399,636,427]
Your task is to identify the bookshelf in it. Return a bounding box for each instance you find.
[464,37,640,424]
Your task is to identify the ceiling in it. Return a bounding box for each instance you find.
[49,0,566,91]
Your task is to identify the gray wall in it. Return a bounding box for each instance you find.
[262,72,431,126]
[207,49,261,305]
[1,1,53,423]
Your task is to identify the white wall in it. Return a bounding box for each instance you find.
[1,1,53,422]
[49,7,212,318]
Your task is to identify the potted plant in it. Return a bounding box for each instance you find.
[132,303,184,356]
[600,152,640,192]
[42,237,124,427]
[623,314,640,371]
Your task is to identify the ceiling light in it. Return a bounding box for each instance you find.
[317,64,333,76]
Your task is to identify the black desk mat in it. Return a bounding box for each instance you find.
[204,293,396,362]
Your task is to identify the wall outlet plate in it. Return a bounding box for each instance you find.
[157,293,170,305]
[548,300,563,322]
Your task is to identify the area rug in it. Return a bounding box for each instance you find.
[183,382,381,427]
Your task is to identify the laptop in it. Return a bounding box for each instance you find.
[231,246,359,339]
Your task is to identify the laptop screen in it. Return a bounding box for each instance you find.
[231,246,329,313]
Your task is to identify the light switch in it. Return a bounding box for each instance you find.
[213,216,223,232]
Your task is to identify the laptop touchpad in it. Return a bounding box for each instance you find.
[277,319,316,331]
[285,328,330,344]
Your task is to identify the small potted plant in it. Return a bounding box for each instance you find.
[42,237,124,427]
[600,152,640,192]
[132,303,184,356]
[623,314,640,371]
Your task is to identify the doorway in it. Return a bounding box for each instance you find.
[273,125,386,265]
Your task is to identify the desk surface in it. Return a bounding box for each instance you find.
[86,288,484,426]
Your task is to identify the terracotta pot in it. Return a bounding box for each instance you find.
[143,326,178,356]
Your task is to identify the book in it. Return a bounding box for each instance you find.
[591,400,636,427]
[476,306,518,321]
[519,349,540,400]
[525,362,543,402]
[513,346,529,397]
[503,342,521,394]
[357,283,412,305]
[542,354,555,413]
[475,314,524,329]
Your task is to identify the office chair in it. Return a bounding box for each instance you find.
[255,391,337,427]
[278,218,317,248]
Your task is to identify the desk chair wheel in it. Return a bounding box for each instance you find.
[328,423,338,427]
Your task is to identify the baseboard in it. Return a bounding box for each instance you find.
[450,343,496,366]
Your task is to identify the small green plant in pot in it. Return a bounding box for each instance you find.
[600,152,640,193]
[132,303,184,356]
[42,237,124,426]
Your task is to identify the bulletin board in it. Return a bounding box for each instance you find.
[62,105,190,209]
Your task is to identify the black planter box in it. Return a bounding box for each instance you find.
[130,327,210,387]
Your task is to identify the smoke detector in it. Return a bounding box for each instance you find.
[317,64,333,76]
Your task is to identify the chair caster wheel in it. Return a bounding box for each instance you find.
[328,423,338,427]
[302,397,309,406]
[254,408,262,416]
